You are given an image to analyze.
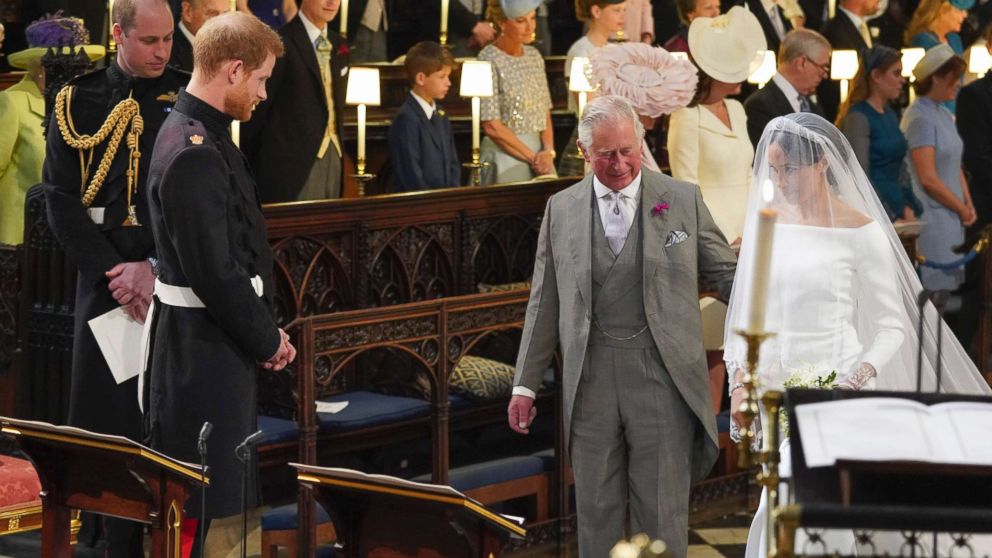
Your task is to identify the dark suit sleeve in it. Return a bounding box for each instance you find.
[957,84,992,219]
[389,111,425,192]
[513,200,560,393]
[42,114,125,288]
[242,41,288,163]
[693,186,737,302]
[158,146,281,362]
[743,94,774,147]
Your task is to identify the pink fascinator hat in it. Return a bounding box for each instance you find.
[589,42,699,118]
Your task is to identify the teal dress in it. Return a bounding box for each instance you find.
[910,32,964,113]
[844,101,923,220]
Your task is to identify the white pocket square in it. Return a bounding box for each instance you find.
[665,230,688,247]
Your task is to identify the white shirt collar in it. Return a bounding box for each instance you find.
[298,10,326,46]
[593,172,642,201]
[178,21,196,44]
[839,7,866,30]
[772,72,803,112]
[410,91,435,119]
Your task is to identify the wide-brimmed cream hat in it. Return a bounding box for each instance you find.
[688,6,767,83]
[8,13,104,70]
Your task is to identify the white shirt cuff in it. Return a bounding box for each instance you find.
[512,386,537,399]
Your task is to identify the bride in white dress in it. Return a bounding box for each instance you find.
[723,113,992,558]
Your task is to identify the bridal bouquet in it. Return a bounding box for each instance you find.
[779,369,837,437]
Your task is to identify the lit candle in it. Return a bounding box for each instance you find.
[340,0,349,35]
[471,96,480,152]
[441,0,449,38]
[357,103,366,162]
[231,121,240,148]
[748,183,777,332]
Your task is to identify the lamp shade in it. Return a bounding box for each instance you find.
[830,50,858,81]
[747,50,776,85]
[900,47,925,78]
[345,67,381,106]
[459,60,494,97]
[968,45,992,76]
[568,56,594,92]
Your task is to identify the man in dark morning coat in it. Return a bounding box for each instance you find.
[146,12,295,555]
[242,0,349,202]
[744,28,830,145]
[817,0,877,122]
[169,0,230,70]
[388,41,461,192]
[41,0,187,554]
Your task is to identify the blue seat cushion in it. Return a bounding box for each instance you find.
[261,502,331,531]
[316,546,336,558]
[258,415,298,445]
[716,410,731,434]
[316,391,431,432]
[411,456,545,493]
[531,448,556,471]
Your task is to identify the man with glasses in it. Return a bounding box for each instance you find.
[744,28,832,146]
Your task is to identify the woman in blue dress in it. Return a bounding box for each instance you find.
[837,46,923,222]
[901,44,975,292]
[906,0,973,112]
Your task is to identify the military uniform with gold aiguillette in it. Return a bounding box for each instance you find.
[42,62,189,443]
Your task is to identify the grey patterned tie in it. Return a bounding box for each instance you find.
[798,94,811,112]
[604,191,627,256]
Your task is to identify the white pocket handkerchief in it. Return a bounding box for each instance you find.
[665,230,689,247]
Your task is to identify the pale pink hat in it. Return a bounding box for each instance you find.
[589,42,699,118]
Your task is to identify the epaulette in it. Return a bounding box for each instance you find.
[62,66,107,89]
[180,118,212,148]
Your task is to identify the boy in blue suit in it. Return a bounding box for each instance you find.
[389,41,462,191]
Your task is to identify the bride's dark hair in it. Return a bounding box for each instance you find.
[765,113,854,189]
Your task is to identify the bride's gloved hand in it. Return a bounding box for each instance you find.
[836,362,877,390]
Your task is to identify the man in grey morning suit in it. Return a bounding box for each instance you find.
[508,96,737,558]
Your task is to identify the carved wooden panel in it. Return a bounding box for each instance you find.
[0,246,18,375]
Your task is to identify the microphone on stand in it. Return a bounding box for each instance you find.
[916,289,932,393]
[196,422,213,558]
[235,429,264,558]
[931,290,950,393]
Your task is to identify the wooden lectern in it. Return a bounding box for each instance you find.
[778,389,992,557]
[291,463,526,558]
[0,417,208,558]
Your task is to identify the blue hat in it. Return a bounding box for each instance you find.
[499,0,544,18]
[949,0,974,10]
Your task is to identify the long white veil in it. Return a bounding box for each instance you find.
[723,113,989,396]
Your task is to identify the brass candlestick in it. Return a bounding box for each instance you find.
[462,147,488,186]
[758,389,784,558]
[351,157,375,196]
[733,329,774,467]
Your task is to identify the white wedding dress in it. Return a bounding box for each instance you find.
[727,113,992,558]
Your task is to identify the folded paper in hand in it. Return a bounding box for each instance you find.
[88,307,145,384]
[796,397,992,468]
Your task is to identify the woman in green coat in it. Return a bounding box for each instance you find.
[0,14,103,245]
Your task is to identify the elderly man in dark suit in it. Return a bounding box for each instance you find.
[509,95,736,558]
[243,0,348,201]
[170,0,230,70]
[817,0,878,121]
[744,28,830,145]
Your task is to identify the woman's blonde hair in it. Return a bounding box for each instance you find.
[486,0,507,23]
[905,0,949,44]
[835,46,901,126]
